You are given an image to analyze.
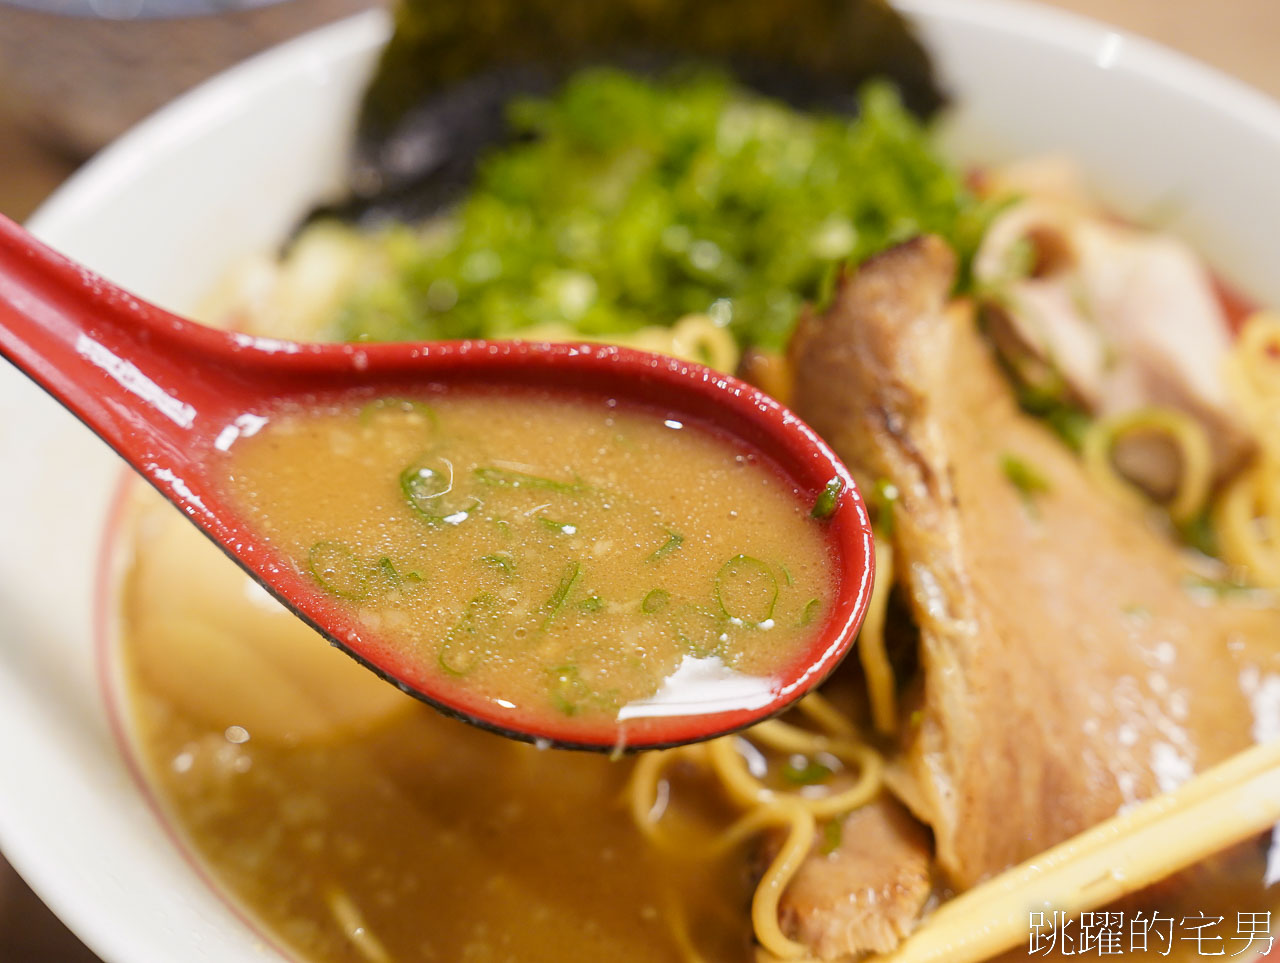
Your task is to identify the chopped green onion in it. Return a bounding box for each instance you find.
[542,561,582,626]
[642,589,671,614]
[579,594,605,613]
[537,517,579,535]
[1000,452,1051,501]
[307,541,369,600]
[400,455,454,515]
[332,76,984,354]
[647,530,684,563]
[714,555,778,623]
[810,476,844,519]
[377,556,404,587]
[799,598,823,627]
[1178,508,1219,558]
[779,563,794,587]
[782,758,833,786]
[1182,574,1272,603]
[438,593,499,676]
[1013,378,1091,452]
[479,553,516,575]
[1002,235,1037,282]
[670,604,728,658]
[820,819,844,855]
[548,664,589,716]
[872,478,900,537]
[474,467,585,494]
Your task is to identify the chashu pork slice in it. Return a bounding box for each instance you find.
[778,795,933,960]
[788,235,1280,900]
[972,197,1254,489]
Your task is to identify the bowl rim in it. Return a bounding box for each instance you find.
[7,1,1280,960]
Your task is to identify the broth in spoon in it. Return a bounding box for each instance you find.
[220,387,838,742]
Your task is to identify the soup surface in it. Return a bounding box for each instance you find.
[117,491,1275,963]
[120,490,754,962]
[219,389,836,732]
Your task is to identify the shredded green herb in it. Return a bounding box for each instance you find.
[579,594,605,613]
[799,597,823,627]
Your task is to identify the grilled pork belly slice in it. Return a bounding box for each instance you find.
[788,235,1278,906]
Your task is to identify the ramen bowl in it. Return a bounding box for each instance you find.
[2,2,1280,960]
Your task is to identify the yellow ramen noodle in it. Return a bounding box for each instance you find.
[220,389,836,728]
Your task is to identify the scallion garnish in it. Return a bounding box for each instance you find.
[400,455,456,519]
[714,555,778,623]
[1000,452,1051,501]
[647,530,684,563]
[810,476,844,519]
[872,478,899,537]
[537,517,579,535]
[799,598,822,627]
[782,758,833,786]
[307,541,369,600]
[479,553,516,575]
[819,819,844,855]
[474,467,586,494]
[642,589,671,614]
[438,593,499,676]
[541,561,582,626]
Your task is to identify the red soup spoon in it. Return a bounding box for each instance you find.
[0,214,874,751]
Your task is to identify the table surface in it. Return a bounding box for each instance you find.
[1,0,1278,959]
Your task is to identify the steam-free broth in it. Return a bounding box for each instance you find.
[220,389,836,728]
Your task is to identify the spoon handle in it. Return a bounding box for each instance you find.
[0,215,192,445]
[0,214,250,481]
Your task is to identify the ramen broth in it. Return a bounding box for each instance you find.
[118,490,1277,963]
[218,389,836,729]
[119,490,753,961]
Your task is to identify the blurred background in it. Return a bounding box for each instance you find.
[0,0,1276,958]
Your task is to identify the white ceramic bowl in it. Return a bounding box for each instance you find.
[2,3,1280,960]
